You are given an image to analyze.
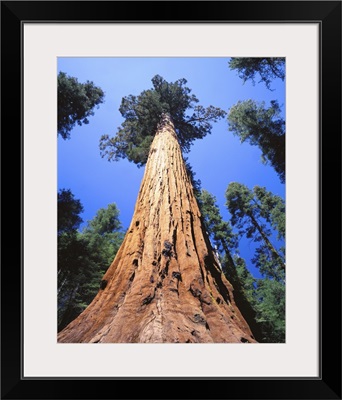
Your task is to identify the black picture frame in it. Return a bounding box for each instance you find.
[1,1,341,399]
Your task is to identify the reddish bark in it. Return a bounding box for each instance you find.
[58,115,257,343]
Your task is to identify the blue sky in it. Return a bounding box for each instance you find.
[58,57,285,279]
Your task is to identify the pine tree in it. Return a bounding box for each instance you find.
[227,100,285,183]
[225,182,285,342]
[58,72,104,140]
[228,57,285,90]
[225,182,285,277]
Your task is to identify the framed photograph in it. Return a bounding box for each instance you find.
[2,1,341,398]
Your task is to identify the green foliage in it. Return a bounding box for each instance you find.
[233,254,285,343]
[225,182,258,236]
[224,187,285,343]
[99,74,226,166]
[233,255,287,344]
[225,182,285,279]
[184,159,202,202]
[58,71,105,140]
[228,57,285,90]
[224,181,285,342]
[252,245,285,281]
[234,255,257,305]
[228,99,285,183]
[253,186,285,240]
[199,189,237,253]
[58,232,102,328]
[82,203,124,267]
[57,196,124,331]
[58,189,84,235]
[233,256,285,343]
[83,203,122,236]
[255,278,285,342]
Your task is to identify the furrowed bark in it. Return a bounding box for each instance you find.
[58,114,257,343]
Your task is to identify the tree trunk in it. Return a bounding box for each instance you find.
[58,114,257,343]
[249,212,285,271]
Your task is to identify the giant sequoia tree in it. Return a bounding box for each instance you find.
[58,114,256,343]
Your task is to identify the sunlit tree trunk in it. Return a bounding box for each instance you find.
[58,114,257,343]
